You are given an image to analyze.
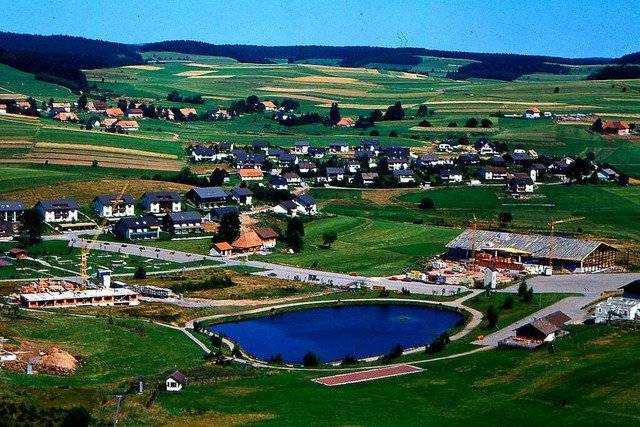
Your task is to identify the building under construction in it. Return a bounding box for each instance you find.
[446,229,617,273]
[19,288,139,309]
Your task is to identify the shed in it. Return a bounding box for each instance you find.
[483,266,498,289]
[621,280,640,300]
[166,371,186,392]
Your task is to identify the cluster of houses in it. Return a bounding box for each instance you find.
[188,137,622,195]
[0,186,318,255]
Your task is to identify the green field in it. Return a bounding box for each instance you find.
[264,216,460,276]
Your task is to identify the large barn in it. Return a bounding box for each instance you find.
[446,229,617,273]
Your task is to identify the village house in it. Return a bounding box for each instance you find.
[0,104,6,115]
[283,173,302,186]
[205,206,240,222]
[382,146,411,158]
[211,241,233,257]
[125,108,144,119]
[416,155,453,169]
[361,172,379,186]
[86,101,108,113]
[360,139,381,153]
[603,120,630,136]
[273,200,299,217]
[325,167,345,182]
[162,211,202,235]
[93,194,135,218]
[297,161,317,174]
[594,297,640,324]
[525,107,541,119]
[237,168,264,182]
[475,139,499,155]
[336,117,355,127]
[393,169,416,184]
[293,194,317,215]
[51,102,71,112]
[230,188,253,206]
[114,120,140,132]
[437,169,463,183]
[293,141,310,154]
[34,199,79,223]
[141,192,181,214]
[0,201,25,222]
[621,280,640,299]
[597,167,618,182]
[347,160,361,174]
[386,157,410,171]
[186,187,228,209]
[53,112,79,122]
[113,215,160,240]
[252,140,270,152]
[509,176,536,193]
[231,230,263,253]
[188,144,218,162]
[166,371,186,392]
[261,100,277,111]
[504,151,533,165]
[234,152,266,169]
[328,142,349,153]
[528,163,547,182]
[277,153,299,168]
[437,141,452,152]
[206,109,232,120]
[105,107,124,118]
[479,167,508,181]
[179,108,198,118]
[308,147,326,159]
[269,175,288,190]
[100,118,119,129]
[255,227,279,250]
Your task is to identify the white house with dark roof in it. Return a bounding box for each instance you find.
[325,167,345,182]
[166,371,186,392]
[273,200,299,217]
[393,170,416,184]
[93,194,135,218]
[0,201,26,222]
[113,215,160,240]
[293,141,310,154]
[141,192,181,214]
[293,195,317,215]
[230,188,253,206]
[162,211,202,235]
[34,199,79,223]
[595,297,640,324]
[186,187,228,209]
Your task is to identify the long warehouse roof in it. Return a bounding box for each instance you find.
[446,229,615,262]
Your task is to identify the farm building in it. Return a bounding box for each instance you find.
[237,169,264,182]
[446,229,617,273]
[525,107,540,119]
[603,120,630,136]
[20,288,140,309]
[166,371,186,392]
[594,297,640,324]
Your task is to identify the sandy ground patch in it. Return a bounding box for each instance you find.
[597,113,640,118]
[202,95,234,101]
[0,140,33,145]
[174,70,216,77]
[286,76,369,85]
[121,65,164,71]
[397,72,427,79]
[35,142,178,159]
[186,63,220,68]
[264,93,337,103]
[425,100,563,106]
[361,189,413,205]
[300,64,380,74]
[259,86,371,97]
[188,75,235,79]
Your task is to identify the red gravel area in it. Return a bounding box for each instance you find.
[313,364,423,386]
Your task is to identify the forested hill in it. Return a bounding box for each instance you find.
[0,32,142,92]
[142,40,614,80]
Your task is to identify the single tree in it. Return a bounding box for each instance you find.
[416,104,429,117]
[418,120,431,127]
[134,266,146,279]
[480,118,493,128]
[517,281,528,298]
[91,159,98,167]
[217,212,241,243]
[370,109,384,121]
[498,212,513,227]
[389,130,398,137]
[486,305,499,329]
[553,86,560,93]
[370,129,380,136]
[448,122,458,128]
[419,197,434,209]
[19,208,45,246]
[502,295,515,309]
[618,173,629,186]
[210,168,226,186]
[328,102,341,125]
[523,286,535,302]
[591,118,604,133]
[322,232,338,248]
[303,352,320,367]
[77,94,88,110]
[465,118,479,128]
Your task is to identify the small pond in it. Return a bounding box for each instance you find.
[208,304,464,364]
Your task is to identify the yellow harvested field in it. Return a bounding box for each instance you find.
[397,72,427,79]
[121,65,164,71]
[424,100,564,106]
[202,95,234,101]
[174,70,216,77]
[597,113,640,118]
[0,140,33,145]
[267,93,337,103]
[301,64,380,74]
[188,75,235,79]
[186,63,220,68]
[35,142,178,159]
[259,86,370,97]
[316,102,418,109]
[286,76,376,86]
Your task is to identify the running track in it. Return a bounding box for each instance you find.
[313,365,423,386]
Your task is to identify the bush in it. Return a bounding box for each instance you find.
[502,295,514,309]
[268,353,284,364]
[381,344,403,363]
[523,287,534,303]
[425,332,450,354]
[389,130,398,137]
[419,197,434,209]
[485,305,498,329]
[134,266,146,279]
[370,129,380,136]
[341,354,358,366]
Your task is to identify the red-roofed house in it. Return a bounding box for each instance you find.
[336,117,355,127]
[261,101,277,111]
[53,112,79,122]
[106,108,124,118]
[232,231,263,253]
[237,169,264,181]
[603,120,630,136]
[525,107,540,119]
[211,241,233,257]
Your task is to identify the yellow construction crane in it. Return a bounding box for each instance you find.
[80,183,129,289]
[471,215,478,270]
[548,216,585,272]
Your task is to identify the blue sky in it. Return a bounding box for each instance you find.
[1,0,637,58]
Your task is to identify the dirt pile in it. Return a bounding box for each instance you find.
[36,347,78,376]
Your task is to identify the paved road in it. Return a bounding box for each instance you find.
[474,272,640,346]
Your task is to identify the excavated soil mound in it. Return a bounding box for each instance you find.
[36,347,78,376]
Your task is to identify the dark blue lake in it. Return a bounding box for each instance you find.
[208,304,464,364]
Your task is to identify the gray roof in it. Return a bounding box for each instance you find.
[393,170,415,177]
[231,188,254,197]
[295,194,316,206]
[446,229,612,262]
[142,192,180,203]
[94,194,135,205]
[210,206,240,221]
[0,201,25,212]
[294,141,310,146]
[117,215,159,228]
[165,211,201,223]
[326,167,345,175]
[189,187,227,200]
[36,199,79,211]
[278,200,298,210]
